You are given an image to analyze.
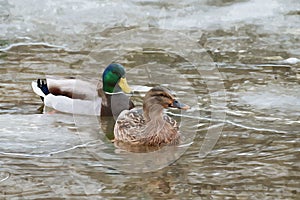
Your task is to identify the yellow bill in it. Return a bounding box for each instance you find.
[118,77,132,93]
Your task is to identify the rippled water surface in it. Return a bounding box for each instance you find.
[1,0,300,199]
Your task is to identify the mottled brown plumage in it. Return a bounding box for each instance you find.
[114,86,190,148]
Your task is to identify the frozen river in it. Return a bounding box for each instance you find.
[0,0,299,199]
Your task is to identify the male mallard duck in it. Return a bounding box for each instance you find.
[114,86,190,147]
[32,63,134,116]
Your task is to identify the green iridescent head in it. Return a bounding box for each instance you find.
[102,63,131,94]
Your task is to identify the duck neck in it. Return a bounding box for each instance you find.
[143,103,164,123]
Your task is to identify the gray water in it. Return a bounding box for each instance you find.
[1,0,300,199]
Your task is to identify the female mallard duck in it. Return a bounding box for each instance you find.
[32,63,134,116]
[114,86,190,147]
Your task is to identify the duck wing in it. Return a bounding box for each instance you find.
[114,109,145,143]
[46,77,100,100]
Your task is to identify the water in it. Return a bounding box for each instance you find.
[1,0,299,199]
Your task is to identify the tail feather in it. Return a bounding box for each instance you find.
[31,78,50,100]
[31,80,46,98]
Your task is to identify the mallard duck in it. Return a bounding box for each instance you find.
[113,86,190,147]
[32,63,134,116]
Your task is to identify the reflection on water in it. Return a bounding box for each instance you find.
[1,0,299,199]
